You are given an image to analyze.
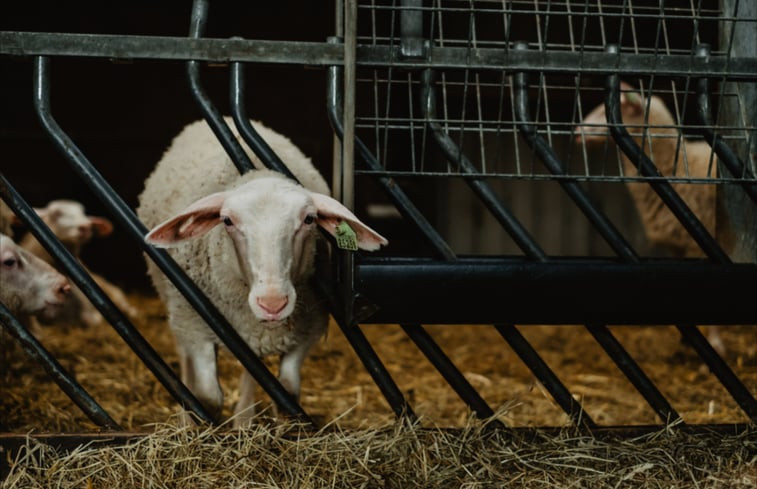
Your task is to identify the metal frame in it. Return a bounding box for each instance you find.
[0,0,755,447]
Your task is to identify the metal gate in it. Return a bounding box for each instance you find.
[1,0,756,447]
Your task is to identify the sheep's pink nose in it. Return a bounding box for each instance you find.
[257,294,289,315]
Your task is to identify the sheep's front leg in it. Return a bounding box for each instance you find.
[232,369,257,428]
[178,341,223,424]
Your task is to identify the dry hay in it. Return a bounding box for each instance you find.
[1,294,756,432]
[2,293,757,486]
[2,416,756,488]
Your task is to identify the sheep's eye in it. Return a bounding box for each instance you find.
[2,258,17,268]
[222,216,234,227]
[303,214,316,225]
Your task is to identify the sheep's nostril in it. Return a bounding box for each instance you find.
[257,295,289,315]
[59,282,71,296]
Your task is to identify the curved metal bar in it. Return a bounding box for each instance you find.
[187,0,254,174]
[694,44,757,204]
[512,44,639,263]
[230,61,297,180]
[0,301,121,431]
[1,170,214,425]
[604,45,730,263]
[420,68,548,262]
[327,58,456,260]
[32,56,312,426]
[509,42,684,424]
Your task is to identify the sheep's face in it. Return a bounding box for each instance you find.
[35,200,113,249]
[0,233,70,316]
[145,175,389,323]
[221,179,319,321]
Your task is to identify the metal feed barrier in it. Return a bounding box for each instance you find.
[1,0,756,459]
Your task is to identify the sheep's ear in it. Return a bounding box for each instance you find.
[145,191,228,247]
[310,193,388,251]
[88,216,114,237]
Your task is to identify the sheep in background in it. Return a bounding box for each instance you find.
[0,201,14,237]
[574,82,717,258]
[20,199,138,327]
[138,118,388,425]
[575,83,725,356]
[1,233,70,318]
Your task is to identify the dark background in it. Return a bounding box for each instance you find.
[2,2,343,290]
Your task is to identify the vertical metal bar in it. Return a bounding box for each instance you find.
[343,0,357,211]
[32,56,311,426]
[0,302,121,431]
[1,171,215,425]
[187,0,254,175]
[604,45,730,263]
[694,44,757,204]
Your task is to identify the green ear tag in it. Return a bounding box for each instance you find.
[335,221,358,251]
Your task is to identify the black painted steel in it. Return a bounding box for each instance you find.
[1,172,215,425]
[694,45,757,204]
[0,302,121,431]
[32,56,311,425]
[495,325,597,428]
[187,0,254,175]
[3,31,757,78]
[676,325,757,422]
[355,257,757,325]
[604,47,730,264]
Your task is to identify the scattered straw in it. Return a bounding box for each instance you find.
[3,415,756,488]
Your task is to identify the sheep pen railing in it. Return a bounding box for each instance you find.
[1,0,756,464]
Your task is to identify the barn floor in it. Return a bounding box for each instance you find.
[2,293,755,433]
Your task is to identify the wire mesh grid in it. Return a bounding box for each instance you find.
[353,0,757,184]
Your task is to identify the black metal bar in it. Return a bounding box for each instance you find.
[604,46,730,264]
[694,44,757,204]
[225,30,416,422]
[512,44,639,263]
[495,324,597,428]
[32,55,312,425]
[3,31,757,78]
[0,171,215,425]
[585,324,680,423]
[230,61,297,180]
[676,325,757,422]
[327,56,457,260]
[420,68,548,262]
[0,302,121,431]
[401,324,501,423]
[355,257,757,325]
[187,0,254,175]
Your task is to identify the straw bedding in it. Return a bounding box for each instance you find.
[1,293,756,486]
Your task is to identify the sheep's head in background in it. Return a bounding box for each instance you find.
[145,174,387,322]
[0,233,70,317]
[574,82,678,145]
[33,200,114,253]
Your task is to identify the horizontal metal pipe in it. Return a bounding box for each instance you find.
[3,31,757,78]
[32,55,311,425]
[0,302,121,431]
[355,257,757,325]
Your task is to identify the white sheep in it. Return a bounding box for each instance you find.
[1,232,70,317]
[19,200,138,327]
[575,83,725,355]
[138,118,388,425]
[575,82,717,258]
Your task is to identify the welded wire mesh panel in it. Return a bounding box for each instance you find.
[353,0,757,185]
